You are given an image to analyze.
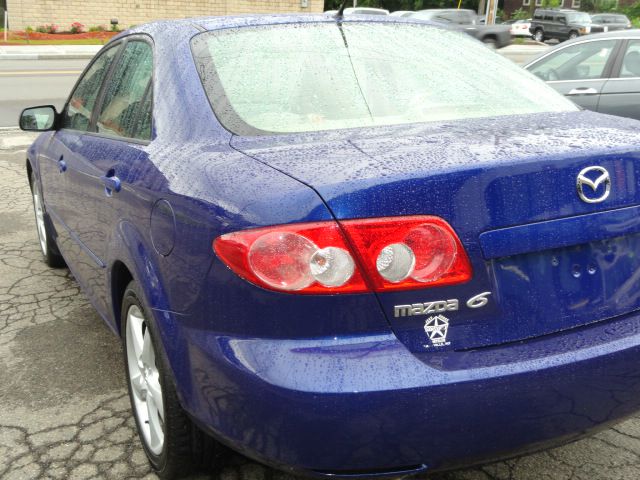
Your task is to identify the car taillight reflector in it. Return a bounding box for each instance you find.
[340,216,472,292]
[213,216,472,294]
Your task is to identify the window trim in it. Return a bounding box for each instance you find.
[60,32,155,144]
[571,0,581,8]
[523,0,531,6]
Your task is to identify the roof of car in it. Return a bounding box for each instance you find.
[115,13,447,45]
[107,13,458,54]
[524,28,640,67]
[560,28,640,43]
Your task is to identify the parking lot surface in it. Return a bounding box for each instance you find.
[2,129,640,480]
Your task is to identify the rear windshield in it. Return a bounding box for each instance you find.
[191,22,577,135]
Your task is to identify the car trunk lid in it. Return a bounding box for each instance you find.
[231,111,640,352]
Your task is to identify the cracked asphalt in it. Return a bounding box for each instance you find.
[2,129,640,480]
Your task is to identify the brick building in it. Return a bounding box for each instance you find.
[503,0,635,17]
[4,0,324,31]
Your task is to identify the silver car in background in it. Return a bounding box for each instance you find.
[525,30,640,121]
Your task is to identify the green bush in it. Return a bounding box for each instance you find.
[510,7,530,20]
[88,25,107,32]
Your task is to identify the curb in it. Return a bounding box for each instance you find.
[0,53,97,60]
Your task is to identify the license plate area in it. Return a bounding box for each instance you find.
[490,233,640,345]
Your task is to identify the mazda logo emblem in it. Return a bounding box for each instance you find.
[576,166,611,204]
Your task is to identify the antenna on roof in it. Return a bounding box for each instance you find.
[334,0,350,19]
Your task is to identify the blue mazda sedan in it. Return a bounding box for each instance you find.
[19,13,640,480]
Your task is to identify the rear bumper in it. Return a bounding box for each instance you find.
[175,311,640,477]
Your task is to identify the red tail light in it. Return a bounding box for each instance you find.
[213,216,472,294]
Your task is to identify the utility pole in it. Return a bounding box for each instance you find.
[485,0,498,24]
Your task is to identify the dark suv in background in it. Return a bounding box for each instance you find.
[530,9,592,42]
[590,13,632,33]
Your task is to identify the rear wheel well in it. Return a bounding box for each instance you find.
[111,261,134,335]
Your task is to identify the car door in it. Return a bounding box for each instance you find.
[45,42,122,270]
[527,39,620,112]
[597,38,640,121]
[57,37,154,317]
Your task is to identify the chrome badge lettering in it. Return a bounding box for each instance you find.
[394,292,492,317]
[394,299,458,318]
[466,291,492,309]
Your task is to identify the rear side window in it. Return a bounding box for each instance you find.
[63,45,119,131]
[620,40,640,78]
[96,40,153,140]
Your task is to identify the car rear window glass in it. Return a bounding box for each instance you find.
[96,40,153,140]
[192,22,577,135]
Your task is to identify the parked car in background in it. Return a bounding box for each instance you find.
[530,9,592,42]
[324,7,389,15]
[508,18,533,37]
[590,13,632,33]
[525,30,640,120]
[410,9,512,48]
[20,13,640,480]
[390,10,414,17]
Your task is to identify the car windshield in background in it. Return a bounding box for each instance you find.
[191,22,577,135]
[567,13,591,24]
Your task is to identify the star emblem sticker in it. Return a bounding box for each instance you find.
[423,315,450,347]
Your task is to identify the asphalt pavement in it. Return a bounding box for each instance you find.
[0,58,89,128]
[2,128,640,479]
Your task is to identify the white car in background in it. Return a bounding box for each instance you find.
[508,19,532,37]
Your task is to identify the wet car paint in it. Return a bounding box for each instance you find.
[26,14,640,477]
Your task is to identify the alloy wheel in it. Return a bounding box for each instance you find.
[31,179,47,256]
[126,304,165,455]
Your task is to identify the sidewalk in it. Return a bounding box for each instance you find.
[0,45,101,60]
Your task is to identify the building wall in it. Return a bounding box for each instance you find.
[503,0,636,17]
[5,0,324,30]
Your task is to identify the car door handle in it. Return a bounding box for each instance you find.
[567,87,599,96]
[58,156,66,173]
[100,172,121,195]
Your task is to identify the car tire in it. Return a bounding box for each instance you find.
[568,31,578,40]
[121,281,219,479]
[533,29,544,42]
[482,37,498,49]
[30,170,65,268]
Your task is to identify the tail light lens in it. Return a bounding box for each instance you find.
[340,216,472,292]
[214,222,368,294]
[213,216,472,294]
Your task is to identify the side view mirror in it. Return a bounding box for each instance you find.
[19,105,58,132]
